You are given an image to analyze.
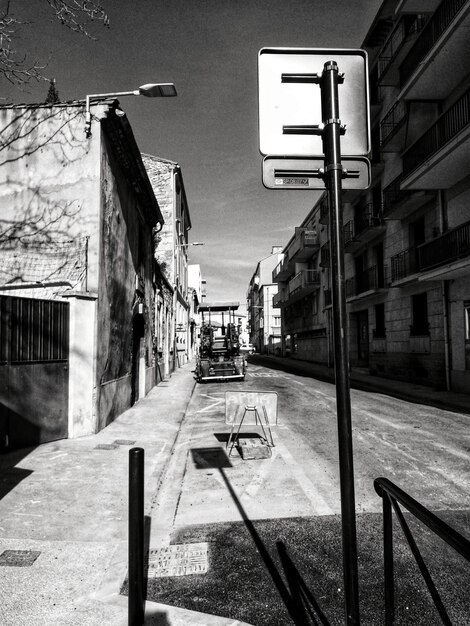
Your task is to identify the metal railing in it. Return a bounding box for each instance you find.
[378,14,427,81]
[380,100,408,146]
[374,477,470,625]
[419,219,470,271]
[345,265,387,298]
[400,0,468,87]
[403,86,470,175]
[390,247,418,282]
[288,269,320,295]
[320,242,330,268]
[272,256,290,282]
[383,173,417,216]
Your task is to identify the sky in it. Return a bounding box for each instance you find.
[2,0,383,310]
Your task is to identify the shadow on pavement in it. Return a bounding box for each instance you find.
[0,443,35,501]
[189,446,330,625]
[277,541,330,626]
[218,465,329,626]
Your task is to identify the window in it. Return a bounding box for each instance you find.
[273,316,281,327]
[411,292,429,336]
[374,303,386,338]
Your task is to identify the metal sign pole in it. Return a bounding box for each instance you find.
[320,60,361,625]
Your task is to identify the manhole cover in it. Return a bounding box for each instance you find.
[0,550,41,567]
[147,543,208,578]
[94,443,119,450]
[113,440,136,446]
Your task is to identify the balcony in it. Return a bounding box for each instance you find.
[418,219,470,279]
[345,265,388,299]
[380,100,408,152]
[289,227,320,262]
[399,0,470,99]
[344,206,386,253]
[272,256,292,282]
[319,196,329,225]
[287,270,321,303]
[273,290,287,308]
[401,86,470,190]
[390,247,419,283]
[378,14,428,86]
[320,242,330,268]
[383,173,435,220]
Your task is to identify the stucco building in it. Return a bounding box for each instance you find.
[142,155,193,370]
[247,247,283,355]
[272,0,470,394]
[0,100,166,447]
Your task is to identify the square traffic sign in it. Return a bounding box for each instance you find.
[258,48,370,157]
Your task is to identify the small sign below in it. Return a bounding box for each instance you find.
[262,156,371,190]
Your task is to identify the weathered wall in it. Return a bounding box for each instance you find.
[0,105,102,293]
[95,134,156,430]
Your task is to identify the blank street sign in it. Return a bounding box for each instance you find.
[258,47,370,157]
[262,156,371,190]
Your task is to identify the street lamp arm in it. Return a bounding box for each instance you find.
[84,82,177,137]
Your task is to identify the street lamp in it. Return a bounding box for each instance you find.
[84,82,177,137]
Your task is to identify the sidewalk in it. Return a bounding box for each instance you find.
[0,362,250,626]
[250,354,470,416]
[1,357,468,625]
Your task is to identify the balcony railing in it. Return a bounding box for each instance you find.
[319,196,329,224]
[272,256,291,282]
[355,206,384,235]
[378,14,427,82]
[289,227,319,261]
[391,247,419,282]
[320,243,330,268]
[344,207,385,250]
[400,0,468,87]
[345,265,387,298]
[419,219,470,271]
[288,269,320,295]
[380,100,408,147]
[403,86,470,176]
[343,220,355,248]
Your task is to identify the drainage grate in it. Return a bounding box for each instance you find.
[113,440,136,446]
[0,550,41,567]
[94,443,119,450]
[147,543,208,578]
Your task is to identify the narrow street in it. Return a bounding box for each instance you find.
[146,361,470,625]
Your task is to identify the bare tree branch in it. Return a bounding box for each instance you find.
[0,0,109,87]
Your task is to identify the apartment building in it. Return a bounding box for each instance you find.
[273,0,470,393]
[247,247,283,354]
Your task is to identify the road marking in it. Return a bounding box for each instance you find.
[196,399,224,413]
[248,372,283,377]
[275,438,335,514]
[357,409,408,430]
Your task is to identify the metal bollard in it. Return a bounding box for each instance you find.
[128,447,145,625]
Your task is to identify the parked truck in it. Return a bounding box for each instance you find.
[195,302,246,382]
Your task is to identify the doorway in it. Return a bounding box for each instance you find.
[131,314,145,405]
